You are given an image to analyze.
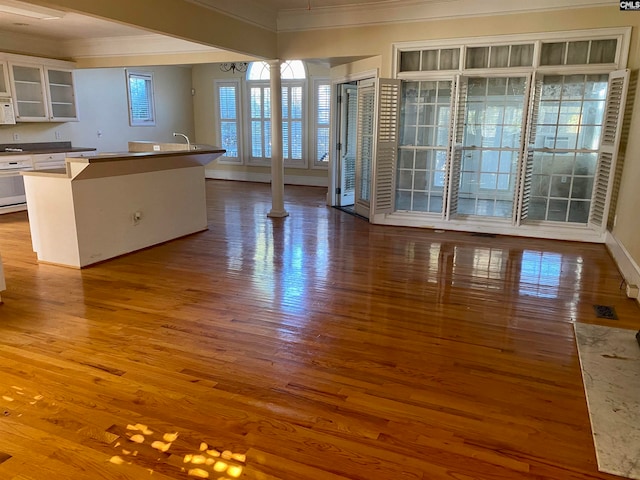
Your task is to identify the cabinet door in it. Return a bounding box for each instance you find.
[0,62,10,97]
[9,63,48,122]
[32,153,66,170]
[45,68,78,121]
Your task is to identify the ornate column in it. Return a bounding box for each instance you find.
[267,59,289,218]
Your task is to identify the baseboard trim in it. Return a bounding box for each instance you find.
[205,169,328,187]
[605,231,640,306]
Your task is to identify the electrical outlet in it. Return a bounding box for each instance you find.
[132,211,142,225]
[97,130,103,138]
[12,133,19,141]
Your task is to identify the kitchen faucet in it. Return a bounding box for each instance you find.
[173,132,190,150]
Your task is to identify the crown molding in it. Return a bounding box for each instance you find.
[185,0,277,31]
[277,0,616,32]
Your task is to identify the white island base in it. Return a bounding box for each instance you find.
[22,148,224,268]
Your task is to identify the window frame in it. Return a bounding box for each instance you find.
[393,27,631,78]
[126,69,156,127]
[383,27,631,237]
[245,61,309,168]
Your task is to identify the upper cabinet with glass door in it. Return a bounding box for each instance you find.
[45,68,78,121]
[0,61,11,97]
[2,53,78,122]
[9,62,48,121]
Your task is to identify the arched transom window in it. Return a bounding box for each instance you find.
[247,60,306,81]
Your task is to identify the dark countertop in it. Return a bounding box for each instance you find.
[70,145,225,163]
[0,142,96,156]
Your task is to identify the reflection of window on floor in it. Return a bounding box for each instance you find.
[452,247,507,290]
[519,251,562,298]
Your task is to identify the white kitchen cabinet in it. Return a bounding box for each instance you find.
[8,62,48,122]
[0,61,10,97]
[2,52,78,123]
[45,68,78,121]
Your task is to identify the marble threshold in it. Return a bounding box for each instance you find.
[574,322,640,479]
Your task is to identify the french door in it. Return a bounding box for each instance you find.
[383,70,628,237]
[519,71,627,229]
[337,84,358,206]
[448,75,530,220]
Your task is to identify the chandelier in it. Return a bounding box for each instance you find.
[220,62,248,74]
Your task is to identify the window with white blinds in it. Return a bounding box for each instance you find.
[314,80,331,167]
[215,80,241,163]
[126,70,155,126]
[246,61,307,167]
[214,61,327,168]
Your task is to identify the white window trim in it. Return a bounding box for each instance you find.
[312,77,331,169]
[393,27,631,78]
[125,69,156,127]
[214,78,243,165]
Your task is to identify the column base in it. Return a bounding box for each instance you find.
[267,209,289,218]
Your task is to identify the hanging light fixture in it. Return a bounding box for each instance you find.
[220,62,248,74]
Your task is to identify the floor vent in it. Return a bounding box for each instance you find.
[471,232,497,238]
[593,305,618,320]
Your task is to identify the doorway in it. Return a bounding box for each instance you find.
[333,75,378,219]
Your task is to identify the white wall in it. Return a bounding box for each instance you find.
[0,65,195,152]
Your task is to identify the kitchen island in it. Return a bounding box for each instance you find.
[21,145,225,268]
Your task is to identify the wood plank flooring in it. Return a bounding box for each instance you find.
[0,179,638,480]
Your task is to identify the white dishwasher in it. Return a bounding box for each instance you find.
[0,156,32,208]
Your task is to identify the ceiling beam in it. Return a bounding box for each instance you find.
[18,0,277,58]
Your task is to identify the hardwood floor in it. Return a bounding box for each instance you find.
[0,179,637,480]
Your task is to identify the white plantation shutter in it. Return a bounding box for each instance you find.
[446,75,467,219]
[589,69,629,230]
[517,74,541,225]
[372,79,400,216]
[216,79,241,163]
[315,80,331,165]
[439,77,458,219]
[355,83,375,214]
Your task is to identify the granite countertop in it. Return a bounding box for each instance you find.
[0,142,96,156]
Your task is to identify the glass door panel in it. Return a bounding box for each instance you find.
[523,74,608,224]
[397,80,452,214]
[455,76,527,219]
[338,84,357,206]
